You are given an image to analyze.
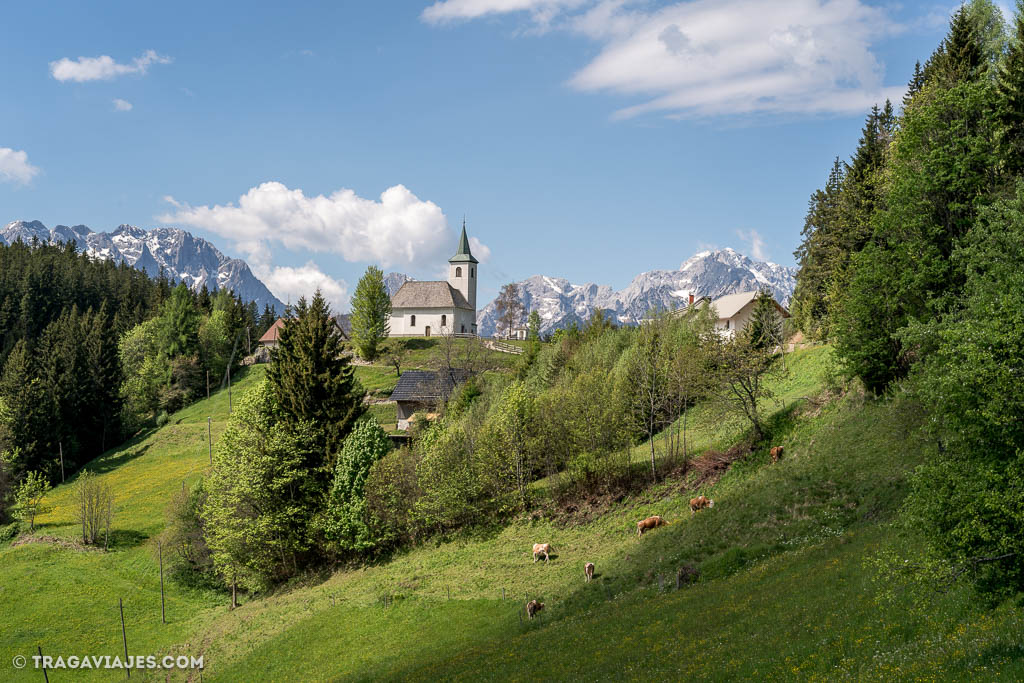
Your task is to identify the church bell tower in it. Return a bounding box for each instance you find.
[448,220,478,311]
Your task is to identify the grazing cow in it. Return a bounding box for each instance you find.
[532,543,552,563]
[770,446,784,463]
[636,516,669,536]
[689,496,714,515]
[526,599,544,620]
[584,562,595,582]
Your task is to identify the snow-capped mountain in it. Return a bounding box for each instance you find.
[1,220,285,313]
[477,248,797,337]
[384,272,413,297]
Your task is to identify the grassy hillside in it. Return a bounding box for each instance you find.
[0,367,265,682]
[3,346,1022,681]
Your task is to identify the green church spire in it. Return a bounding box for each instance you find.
[449,219,479,264]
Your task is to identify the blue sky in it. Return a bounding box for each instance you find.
[0,1,979,309]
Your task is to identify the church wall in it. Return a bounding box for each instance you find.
[389,307,468,337]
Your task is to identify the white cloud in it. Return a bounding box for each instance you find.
[262,261,349,312]
[736,228,767,260]
[50,49,172,82]
[0,147,40,185]
[422,0,585,24]
[160,180,487,278]
[469,236,491,262]
[112,98,133,111]
[424,0,907,118]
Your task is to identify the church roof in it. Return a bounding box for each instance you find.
[391,281,473,310]
[448,223,478,264]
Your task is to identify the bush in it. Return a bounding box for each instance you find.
[365,447,420,548]
[75,471,113,547]
[0,521,20,544]
[160,480,215,587]
[317,419,392,557]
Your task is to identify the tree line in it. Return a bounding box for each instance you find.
[791,0,1024,597]
[0,239,277,527]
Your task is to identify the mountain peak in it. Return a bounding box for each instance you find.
[478,248,796,336]
[1,219,285,313]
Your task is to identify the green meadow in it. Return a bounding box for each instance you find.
[2,346,1022,681]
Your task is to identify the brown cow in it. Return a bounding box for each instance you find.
[532,543,551,563]
[584,562,595,582]
[636,516,669,536]
[770,446,784,463]
[526,599,544,619]
[689,496,714,515]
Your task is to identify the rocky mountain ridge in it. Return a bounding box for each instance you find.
[1,220,285,313]
[475,248,797,337]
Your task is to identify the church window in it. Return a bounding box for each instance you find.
[471,268,475,277]
[456,267,462,277]
[441,314,447,327]
[461,324,465,333]
[410,315,416,327]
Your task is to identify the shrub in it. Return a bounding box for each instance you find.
[75,471,113,547]
[0,521,20,544]
[160,480,215,587]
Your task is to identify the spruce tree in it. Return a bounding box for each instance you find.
[943,5,986,83]
[997,1,1024,174]
[266,290,365,481]
[159,283,200,358]
[349,266,391,360]
[904,61,926,107]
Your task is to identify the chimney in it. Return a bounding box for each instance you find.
[688,293,695,305]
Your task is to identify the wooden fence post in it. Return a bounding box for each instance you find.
[38,645,49,683]
[119,598,130,678]
[159,541,166,624]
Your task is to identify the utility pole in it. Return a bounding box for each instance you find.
[227,368,232,413]
[207,417,212,465]
[206,370,210,400]
[59,442,65,483]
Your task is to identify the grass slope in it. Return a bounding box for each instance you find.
[0,366,265,681]
[3,346,1022,681]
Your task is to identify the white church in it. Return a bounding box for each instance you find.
[388,223,478,337]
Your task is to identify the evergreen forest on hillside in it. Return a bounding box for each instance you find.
[0,240,277,506]
[791,0,1024,598]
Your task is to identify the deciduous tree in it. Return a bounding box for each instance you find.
[350,266,391,360]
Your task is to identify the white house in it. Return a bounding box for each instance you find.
[389,224,478,337]
[709,291,789,337]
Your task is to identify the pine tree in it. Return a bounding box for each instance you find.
[943,5,986,83]
[258,304,277,337]
[791,157,845,337]
[905,61,926,107]
[159,284,200,359]
[349,266,391,360]
[997,1,1024,174]
[266,290,365,482]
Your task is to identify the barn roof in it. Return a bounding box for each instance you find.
[391,281,473,310]
[258,318,286,343]
[710,291,790,319]
[390,369,473,402]
[258,316,349,344]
